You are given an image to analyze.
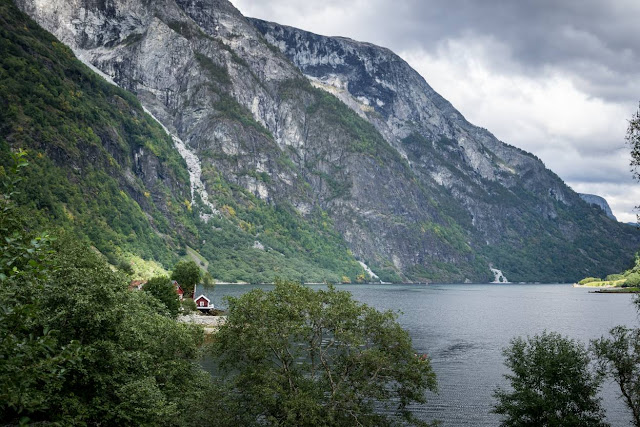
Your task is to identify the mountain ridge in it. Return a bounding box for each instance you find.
[8,0,640,283]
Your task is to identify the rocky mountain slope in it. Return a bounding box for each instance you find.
[0,0,363,283]
[579,194,617,221]
[9,0,640,282]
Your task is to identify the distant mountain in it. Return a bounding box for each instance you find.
[8,0,640,283]
[578,194,617,221]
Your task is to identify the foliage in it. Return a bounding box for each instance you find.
[493,331,608,427]
[0,150,211,425]
[0,0,193,268]
[625,273,640,288]
[143,275,181,317]
[210,280,438,426]
[592,297,640,426]
[202,271,215,287]
[181,298,197,312]
[605,273,625,282]
[197,166,364,283]
[580,277,603,285]
[172,260,201,297]
[195,52,231,85]
[628,103,640,184]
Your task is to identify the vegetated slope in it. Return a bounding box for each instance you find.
[0,0,363,283]
[14,0,640,283]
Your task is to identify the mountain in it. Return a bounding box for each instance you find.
[578,194,617,221]
[8,0,640,283]
[0,0,363,283]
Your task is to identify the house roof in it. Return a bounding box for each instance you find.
[194,294,210,303]
[128,280,147,290]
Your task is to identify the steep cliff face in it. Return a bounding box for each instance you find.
[579,194,617,221]
[12,0,640,282]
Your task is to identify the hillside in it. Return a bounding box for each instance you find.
[6,0,640,283]
[0,0,363,283]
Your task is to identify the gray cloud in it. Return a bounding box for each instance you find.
[233,0,640,102]
[229,0,640,221]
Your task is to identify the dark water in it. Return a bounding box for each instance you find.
[200,283,638,426]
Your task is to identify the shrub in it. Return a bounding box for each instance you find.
[625,273,640,288]
[579,277,602,285]
[494,332,607,426]
[605,273,624,282]
[181,298,197,312]
[117,259,134,275]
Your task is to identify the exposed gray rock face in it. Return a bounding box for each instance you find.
[578,194,617,221]
[15,0,640,282]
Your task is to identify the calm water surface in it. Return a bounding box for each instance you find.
[201,283,638,426]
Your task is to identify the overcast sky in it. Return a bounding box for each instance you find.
[230,0,640,222]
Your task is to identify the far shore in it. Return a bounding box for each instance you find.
[572,283,618,289]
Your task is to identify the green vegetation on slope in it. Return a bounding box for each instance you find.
[0,0,365,284]
[0,0,194,269]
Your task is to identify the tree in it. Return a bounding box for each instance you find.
[493,331,608,427]
[171,260,200,297]
[143,276,181,317]
[628,104,640,223]
[210,280,438,426]
[628,103,640,181]
[592,297,640,426]
[0,156,212,424]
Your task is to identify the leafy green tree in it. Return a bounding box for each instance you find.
[628,103,640,223]
[593,326,640,426]
[171,260,201,297]
[592,297,640,426]
[202,271,215,288]
[628,103,640,182]
[143,276,181,317]
[493,331,608,427]
[0,149,76,423]
[210,280,437,426]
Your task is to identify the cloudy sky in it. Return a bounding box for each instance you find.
[230,0,640,222]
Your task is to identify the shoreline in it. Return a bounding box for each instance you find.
[179,313,226,334]
[572,283,617,289]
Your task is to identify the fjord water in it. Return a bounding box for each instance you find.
[204,283,638,425]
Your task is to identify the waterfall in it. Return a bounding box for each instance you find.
[141,107,218,222]
[490,267,509,283]
[358,261,380,282]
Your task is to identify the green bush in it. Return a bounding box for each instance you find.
[605,273,624,282]
[624,273,640,287]
[143,276,181,317]
[181,298,197,312]
[579,277,602,285]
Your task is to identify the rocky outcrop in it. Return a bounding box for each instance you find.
[14,0,640,282]
[578,194,617,221]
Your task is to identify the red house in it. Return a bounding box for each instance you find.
[172,280,184,300]
[194,294,212,311]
